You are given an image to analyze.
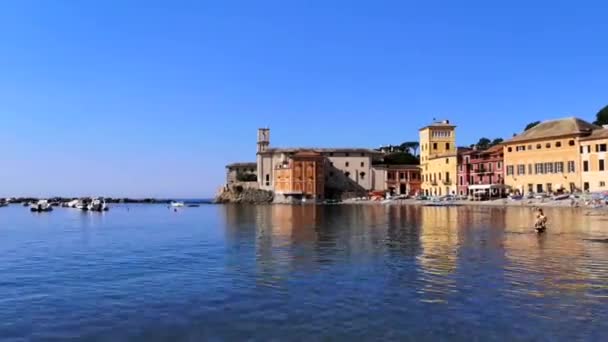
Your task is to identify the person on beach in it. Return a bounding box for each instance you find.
[534,209,548,232]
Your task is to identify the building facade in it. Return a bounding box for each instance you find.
[580,128,608,192]
[255,128,383,197]
[225,162,257,185]
[274,151,325,200]
[371,165,421,196]
[419,120,458,197]
[457,145,506,198]
[503,117,601,195]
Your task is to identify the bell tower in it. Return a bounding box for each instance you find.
[257,128,270,153]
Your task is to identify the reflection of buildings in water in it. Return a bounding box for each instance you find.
[502,207,607,300]
[417,207,461,302]
[252,205,323,280]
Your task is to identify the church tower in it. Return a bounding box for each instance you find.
[257,128,270,153]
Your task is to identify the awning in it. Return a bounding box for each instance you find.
[468,184,506,190]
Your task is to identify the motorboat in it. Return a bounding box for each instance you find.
[88,198,109,212]
[552,193,570,201]
[75,199,88,210]
[65,199,80,208]
[30,200,53,212]
[170,201,185,208]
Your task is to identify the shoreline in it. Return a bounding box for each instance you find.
[340,197,608,211]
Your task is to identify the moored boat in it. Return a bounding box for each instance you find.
[30,200,53,212]
[170,201,185,208]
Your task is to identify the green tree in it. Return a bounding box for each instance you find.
[490,138,504,146]
[381,152,420,165]
[524,121,541,131]
[594,105,608,126]
[476,137,491,150]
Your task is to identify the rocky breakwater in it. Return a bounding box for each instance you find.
[214,183,274,204]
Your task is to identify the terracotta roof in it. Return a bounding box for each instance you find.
[580,128,608,141]
[226,162,257,169]
[506,117,600,143]
[261,147,383,155]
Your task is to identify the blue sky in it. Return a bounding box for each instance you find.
[1,0,606,198]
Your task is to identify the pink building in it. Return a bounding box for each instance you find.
[457,145,506,199]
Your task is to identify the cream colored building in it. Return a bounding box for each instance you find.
[503,117,601,194]
[579,127,608,192]
[419,120,457,197]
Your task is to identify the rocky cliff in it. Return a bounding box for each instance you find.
[214,185,274,204]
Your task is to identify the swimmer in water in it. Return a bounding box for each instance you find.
[534,208,548,232]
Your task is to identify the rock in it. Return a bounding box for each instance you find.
[214,185,273,204]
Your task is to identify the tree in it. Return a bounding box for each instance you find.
[381,152,420,165]
[490,138,504,146]
[476,137,491,150]
[524,121,541,131]
[594,105,608,126]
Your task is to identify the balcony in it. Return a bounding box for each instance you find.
[430,180,438,185]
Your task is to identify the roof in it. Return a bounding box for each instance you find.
[506,117,600,143]
[260,147,383,155]
[580,128,608,141]
[226,162,257,169]
[419,120,456,131]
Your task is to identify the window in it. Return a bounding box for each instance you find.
[517,165,526,175]
[488,163,493,172]
[587,146,592,153]
[556,141,562,147]
[601,181,606,187]
[516,146,526,152]
[555,162,564,173]
[460,176,463,185]
[528,164,533,175]
[265,174,270,186]
[536,144,542,149]
[569,140,575,146]
[600,144,608,152]
[568,161,575,173]
[345,162,349,167]
[580,146,584,154]
[507,165,514,176]
[360,162,364,167]
[399,172,405,180]
[446,143,450,150]
[535,163,544,174]
[545,162,554,174]
[345,153,350,157]
[446,158,449,164]
[470,176,474,184]
[583,160,589,172]
[360,172,366,180]
[329,171,334,177]
[345,171,351,178]
[528,145,532,150]
[507,147,513,152]
[600,159,605,171]
[497,162,503,170]
[445,172,450,182]
[545,143,551,148]
[329,152,334,156]
[433,143,438,150]
[330,162,334,166]
[360,153,365,157]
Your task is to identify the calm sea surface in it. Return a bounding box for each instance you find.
[1,204,608,341]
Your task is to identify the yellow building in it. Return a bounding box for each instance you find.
[579,128,608,192]
[419,120,457,197]
[503,117,601,194]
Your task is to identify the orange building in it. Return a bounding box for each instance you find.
[274,151,325,201]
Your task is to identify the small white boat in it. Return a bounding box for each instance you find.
[88,198,109,212]
[30,200,53,212]
[170,201,185,208]
[66,199,80,208]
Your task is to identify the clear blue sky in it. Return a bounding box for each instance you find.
[1,0,606,198]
